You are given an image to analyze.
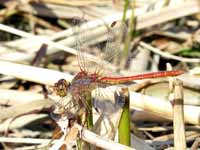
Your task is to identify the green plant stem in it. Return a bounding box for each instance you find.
[122,0,129,23]
[86,91,93,129]
[77,140,83,150]
[122,0,136,67]
[78,91,93,150]
[118,88,130,146]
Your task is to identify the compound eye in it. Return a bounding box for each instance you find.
[50,111,61,121]
[54,79,69,97]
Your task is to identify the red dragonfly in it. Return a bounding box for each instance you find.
[50,21,184,150]
[53,22,184,114]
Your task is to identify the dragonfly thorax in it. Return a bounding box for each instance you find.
[69,72,99,95]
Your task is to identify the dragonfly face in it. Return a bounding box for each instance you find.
[54,79,70,97]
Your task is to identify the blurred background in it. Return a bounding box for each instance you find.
[0,0,199,150]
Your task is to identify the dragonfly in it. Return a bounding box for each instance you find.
[54,69,184,99]
[50,22,185,150]
[52,21,184,124]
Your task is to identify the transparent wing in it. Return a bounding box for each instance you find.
[71,19,127,75]
[96,22,128,77]
[72,19,88,72]
[105,22,127,63]
[92,85,124,139]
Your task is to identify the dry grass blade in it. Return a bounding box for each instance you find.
[0,23,78,55]
[75,123,135,150]
[95,86,200,125]
[20,0,200,33]
[129,91,200,125]
[0,89,45,105]
[170,79,186,149]
[0,1,199,64]
[147,131,199,146]
[0,99,53,121]
[0,24,116,70]
[0,137,50,144]
[136,0,200,30]
[131,134,155,150]
[0,114,48,132]
[50,0,200,40]
[38,0,111,6]
[138,125,200,132]
[0,60,73,86]
[140,42,200,63]
[0,125,135,150]
[191,137,200,150]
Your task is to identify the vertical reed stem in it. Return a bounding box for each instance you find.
[86,91,93,129]
[170,79,186,150]
[118,88,130,146]
[121,0,135,68]
[122,0,129,23]
[123,0,135,58]
[77,91,93,150]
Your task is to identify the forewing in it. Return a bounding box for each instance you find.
[71,19,127,75]
[97,22,128,76]
[73,19,88,72]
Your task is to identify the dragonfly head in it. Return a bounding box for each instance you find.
[54,79,70,97]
